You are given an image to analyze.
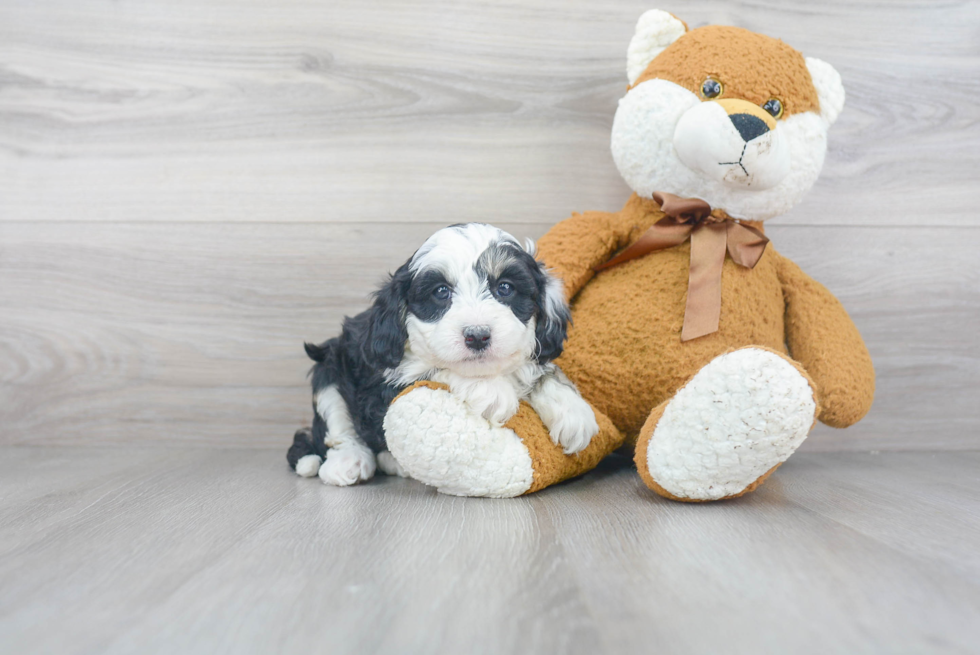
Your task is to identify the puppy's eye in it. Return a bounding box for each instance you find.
[496,281,515,297]
[700,78,723,99]
[762,98,784,119]
[432,284,451,301]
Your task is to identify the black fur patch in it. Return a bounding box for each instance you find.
[286,425,323,470]
[286,266,413,471]
[477,243,540,324]
[476,242,570,363]
[406,269,453,323]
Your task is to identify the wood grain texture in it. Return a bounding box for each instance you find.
[1,221,978,450]
[1,0,978,451]
[1,0,978,225]
[1,447,979,655]
[2,4,977,652]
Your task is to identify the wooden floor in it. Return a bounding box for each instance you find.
[1,446,978,654]
[2,2,979,653]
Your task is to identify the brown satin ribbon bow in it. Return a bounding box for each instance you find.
[595,192,769,342]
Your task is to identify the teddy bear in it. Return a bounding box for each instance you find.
[382,9,875,500]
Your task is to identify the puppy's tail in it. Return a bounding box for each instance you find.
[287,426,324,477]
[304,341,329,363]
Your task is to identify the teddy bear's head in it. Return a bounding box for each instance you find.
[610,10,845,221]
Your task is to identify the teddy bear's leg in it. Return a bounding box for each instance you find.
[383,381,623,498]
[634,347,818,502]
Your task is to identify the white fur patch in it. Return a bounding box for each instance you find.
[645,348,816,500]
[383,386,534,498]
[315,384,377,486]
[610,79,829,221]
[539,273,568,340]
[315,385,358,448]
[294,454,322,478]
[806,57,845,126]
[410,223,518,277]
[528,367,599,454]
[377,450,409,478]
[319,446,377,486]
[626,9,687,85]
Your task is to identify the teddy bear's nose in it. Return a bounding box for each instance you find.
[730,113,770,143]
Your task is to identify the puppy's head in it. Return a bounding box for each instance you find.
[369,223,570,380]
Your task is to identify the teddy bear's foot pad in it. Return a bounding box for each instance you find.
[639,347,817,501]
[383,384,534,498]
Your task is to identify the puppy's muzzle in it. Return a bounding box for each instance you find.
[463,325,491,351]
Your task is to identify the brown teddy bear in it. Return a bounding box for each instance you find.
[383,9,875,500]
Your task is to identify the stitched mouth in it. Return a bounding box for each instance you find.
[719,143,749,177]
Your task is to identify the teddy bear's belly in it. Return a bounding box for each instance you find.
[555,245,788,441]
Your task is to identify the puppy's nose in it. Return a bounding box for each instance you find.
[730,113,769,143]
[463,326,491,351]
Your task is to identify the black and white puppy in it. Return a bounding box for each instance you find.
[287,223,600,486]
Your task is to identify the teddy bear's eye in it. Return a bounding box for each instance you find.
[762,98,784,119]
[700,78,723,99]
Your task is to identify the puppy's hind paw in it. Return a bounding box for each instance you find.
[294,454,323,478]
[318,447,376,486]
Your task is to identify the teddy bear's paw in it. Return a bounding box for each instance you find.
[318,445,377,487]
[641,347,817,501]
[383,385,534,498]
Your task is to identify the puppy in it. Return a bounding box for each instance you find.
[287,223,600,486]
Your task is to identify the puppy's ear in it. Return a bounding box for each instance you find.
[365,262,411,369]
[534,267,571,364]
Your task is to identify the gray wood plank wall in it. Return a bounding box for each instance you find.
[2,0,978,450]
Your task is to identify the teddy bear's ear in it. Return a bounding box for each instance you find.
[806,57,846,125]
[626,10,688,85]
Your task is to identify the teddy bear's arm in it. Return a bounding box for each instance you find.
[774,252,875,428]
[535,210,638,299]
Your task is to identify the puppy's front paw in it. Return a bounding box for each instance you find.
[547,395,600,455]
[482,395,521,427]
[319,446,377,486]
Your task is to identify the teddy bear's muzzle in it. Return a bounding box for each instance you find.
[673,98,791,191]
